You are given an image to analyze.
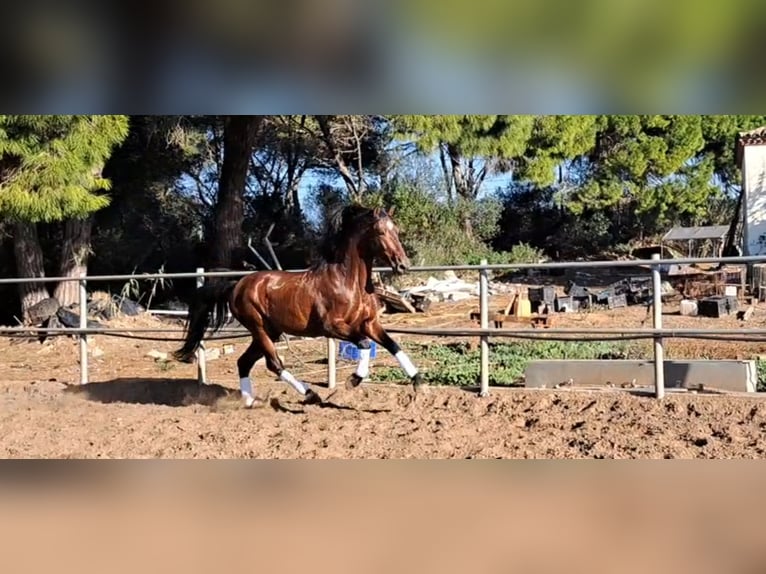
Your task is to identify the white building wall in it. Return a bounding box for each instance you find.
[743,145,766,256]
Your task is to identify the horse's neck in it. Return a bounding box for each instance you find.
[334,239,374,293]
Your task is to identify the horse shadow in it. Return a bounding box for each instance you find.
[64,377,393,414]
[268,397,362,414]
[268,389,392,415]
[62,377,236,407]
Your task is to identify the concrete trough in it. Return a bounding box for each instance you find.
[524,359,758,393]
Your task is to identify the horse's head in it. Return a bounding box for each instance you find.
[322,204,412,275]
[368,206,410,275]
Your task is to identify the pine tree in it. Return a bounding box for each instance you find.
[566,115,766,226]
[391,115,597,235]
[0,115,130,317]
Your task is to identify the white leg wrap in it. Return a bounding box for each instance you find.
[395,350,418,378]
[280,369,308,395]
[239,377,255,407]
[355,348,371,379]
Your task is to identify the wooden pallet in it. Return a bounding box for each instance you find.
[469,310,552,329]
[469,291,552,329]
[374,286,416,313]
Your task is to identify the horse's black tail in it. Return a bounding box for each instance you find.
[173,278,237,363]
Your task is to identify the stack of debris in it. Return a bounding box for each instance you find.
[17,291,146,343]
[551,277,677,313]
[679,295,741,319]
[668,263,747,300]
[377,271,482,313]
[402,272,480,302]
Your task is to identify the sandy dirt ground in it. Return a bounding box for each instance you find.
[3,267,766,459]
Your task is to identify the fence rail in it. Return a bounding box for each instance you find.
[2,253,765,398]
[1,253,766,285]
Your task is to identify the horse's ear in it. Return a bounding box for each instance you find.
[373,207,381,218]
[388,205,396,217]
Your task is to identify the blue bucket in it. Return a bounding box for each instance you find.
[338,341,377,361]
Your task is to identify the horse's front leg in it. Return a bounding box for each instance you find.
[364,320,424,392]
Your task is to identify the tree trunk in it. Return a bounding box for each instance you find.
[448,144,475,238]
[315,115,362,200]
[462,211,474,238]
[53,217,93,307]
[13,221,50,321]
[211,116,262,268]
[438,143,454,207]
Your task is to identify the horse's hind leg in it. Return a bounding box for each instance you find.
[254,328,322,405]
[325,319,373,390]
[237,339,265,408]
[345,337,373,389]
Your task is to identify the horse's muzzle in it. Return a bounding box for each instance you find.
[393,258,410,275]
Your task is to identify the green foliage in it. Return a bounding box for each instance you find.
[700,115,766,186]
[0,115,130,222]
[91,116,212,277]
[489,115,766,258]
[471,243,546,266]
[393,115,535,160]
[757,360,766,392]
[392,115,602,199]
[363,182,506,265]
[513,115,600,185]
[562,115,766,222]
[370,340,640,387]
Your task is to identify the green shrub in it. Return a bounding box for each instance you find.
[757,360,766,392]
[363,183,542,267]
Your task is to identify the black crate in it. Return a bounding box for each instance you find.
[698,295,738,318]
[555,296,580,312]
[566,282,590,298]
[606,293,627,309]
[595,287,615,303]
[576,294,593,309]
[528,285,555,304]
[532,301,551,314]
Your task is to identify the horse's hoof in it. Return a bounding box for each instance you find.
[412,373,425,392]
[346,373,363,390]
[242,393,267,409]
[303,389,323,406]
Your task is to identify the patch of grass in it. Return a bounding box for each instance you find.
[757,360,766,392]
[370,339,644,387]
[155,360,175,372]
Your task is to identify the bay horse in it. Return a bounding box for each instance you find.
[173,205,424,407]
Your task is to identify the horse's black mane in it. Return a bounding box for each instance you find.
[314,204,380,265]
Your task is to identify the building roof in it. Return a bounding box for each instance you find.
[736,126,766,168]
[738,126,766,145]
[662,225,730,242]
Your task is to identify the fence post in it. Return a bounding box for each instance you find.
[79,273,89,385]
[479,258,490,397]
[327,338,337,389]
[651,253,665,399]
[196,267,207,385]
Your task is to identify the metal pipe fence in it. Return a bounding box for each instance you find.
[1,252,764,397]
